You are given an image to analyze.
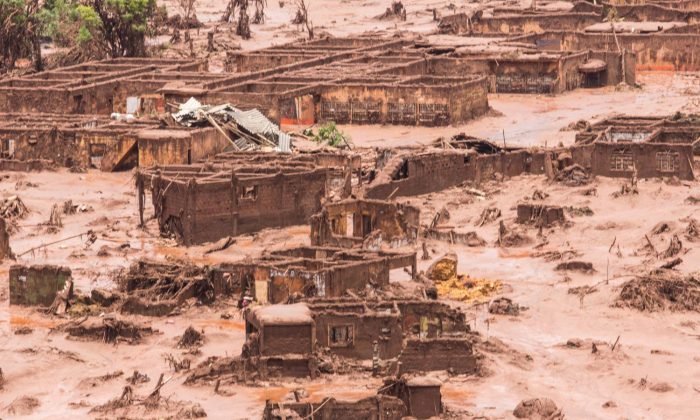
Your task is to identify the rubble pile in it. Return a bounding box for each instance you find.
[614,271,700,312]
[177,326,204,349]
[513,397,564,419]
[497,221,532,248]
[489,297,521,315]
[555,164,590,186]
[66,317,156,344]
[117,260,214,316]
[0,196,29,232]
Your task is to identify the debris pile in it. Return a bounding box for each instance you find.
[117,260,213,316]
[497,221,532,247]
[0,195,29,232]
[517,204,565,227]
[612,178,639,198]
[554,261,595,273]
[565,206,594,217]
[45,203,63,233]
[489,297,521,315]
[476,207,501,226]
[90,374,206,418]
[685,219,700,242]
[513,397,564,419]
[554,164,590,186]
[378,1,407,20]
[614,271,700,312]
[427,254,501,303]
[177,326,204,349]
[661,234,683,259]
[172,98,291,152]
[66,317,156,344]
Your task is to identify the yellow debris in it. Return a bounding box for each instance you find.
[426,252,457,282]
[435,276,502,303]
[427,253,501,302]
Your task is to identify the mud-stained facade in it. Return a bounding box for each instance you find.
[137,152,360,245]
[214,247,417,304]
[310,199,420,248]
[574,114,698,180]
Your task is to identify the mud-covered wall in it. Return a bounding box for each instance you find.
[365,152,476,199]
[325,259,392,296]
[0,128,125,169]
[365,149,549,199]
[263,396,407,420]
[398,338,477,375]
[261,324,314,356]
[406,385,442,419]
[310,200,420,247]
[471,13,600,34]
[317,79,489,126]
[559,32,700,71]
[0,89,72,114]
[313,311,404,359]
[150,169,328,245]
[590,142,695,180]
[394,300,469,338]
[9,265,71,306]
[0,218,11,260]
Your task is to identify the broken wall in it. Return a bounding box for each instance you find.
[9,265,71,306]
[310,199,420,248]
[149,169,329,245]
[471,13,600,34]
[0,218,11,260]
[559,32,700,71]
[263,396,407,420]
[313,310,404,359]
[398,338,477,375]
[258,324,315,356]
[365,149,550,199]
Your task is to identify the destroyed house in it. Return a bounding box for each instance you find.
[0,58,213,115]
[137,152,359,245]
[441,2,700,36]
[310,199,420,248]
[573,115,698,180]
[364,147,551,199]
[213,246,417,304]
[0,113,229,171]
[181,37,492,127]
[424,46,634,93]
[247,298,469,361]
[514,25,700,71]
[455,11,602,35]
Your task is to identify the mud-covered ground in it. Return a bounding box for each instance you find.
[2,0,700,418]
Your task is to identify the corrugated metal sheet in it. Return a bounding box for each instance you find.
[172,98,292,152]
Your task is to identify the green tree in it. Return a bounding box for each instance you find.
[91,0,157,57]
[0,0,43,72]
